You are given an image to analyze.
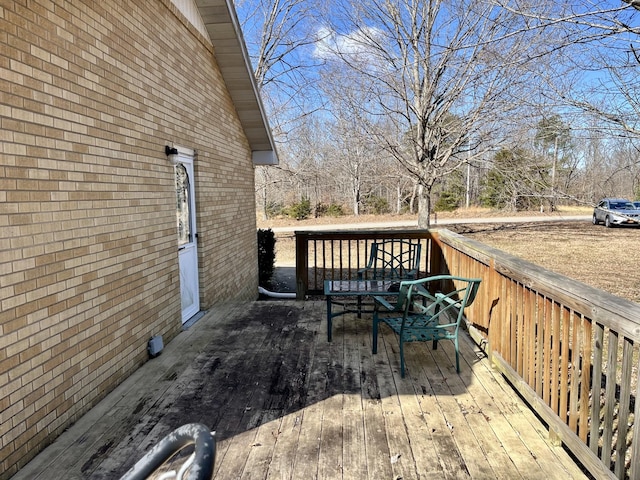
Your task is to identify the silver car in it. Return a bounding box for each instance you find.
[592,198,640,227]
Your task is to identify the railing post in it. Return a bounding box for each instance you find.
[486,257,500,368]
[429,231,442,276]
[295,232,308,300]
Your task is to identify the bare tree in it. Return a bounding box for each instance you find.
[237,0,322,98]
[493,1,640,203]
[318,61,393,215]
[318,0,560,227]
[496,1,640,135]
[242,0,640,218]
[534,115,573,210]
[236,0,325,217]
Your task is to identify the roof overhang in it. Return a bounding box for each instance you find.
[196,0,279,165]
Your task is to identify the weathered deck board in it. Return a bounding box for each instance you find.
[11,300,588,480]
[359,329,394,479]
[416,342,496,478]
[374,335,421,479]
[341,334,366,478]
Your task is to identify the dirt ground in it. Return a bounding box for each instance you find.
[452,220,640,304]
[261,210,640,304]
[256,206,589,229]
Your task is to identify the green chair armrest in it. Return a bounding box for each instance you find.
[372,295,395,311]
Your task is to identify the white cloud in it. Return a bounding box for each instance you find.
[313,26,384,61]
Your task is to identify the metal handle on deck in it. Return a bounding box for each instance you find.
[119,423,215,480]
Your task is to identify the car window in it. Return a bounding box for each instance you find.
[611,202,630,209]
[609,202,634,210]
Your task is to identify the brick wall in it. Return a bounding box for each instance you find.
[0,1,259,476]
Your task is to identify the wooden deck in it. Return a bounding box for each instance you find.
[13,300,588,479]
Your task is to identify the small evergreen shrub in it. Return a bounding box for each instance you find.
[326,203,345,217]
[315,202,345,218]
[434,191,460,212]
[286,197,312,220]
[363,195,390,215]
[257,228,276,286]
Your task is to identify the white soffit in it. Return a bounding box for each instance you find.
[195,0,279,165]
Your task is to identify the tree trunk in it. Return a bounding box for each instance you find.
[353,182,360,216]
[259,170,269,220]
[409,182,418,215]
[261,183,268,220]
[417,184,431,229]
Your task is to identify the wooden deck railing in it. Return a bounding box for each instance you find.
[294,228,640,480]
[294,230,442,298]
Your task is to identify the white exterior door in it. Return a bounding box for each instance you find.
[175,150,200,323]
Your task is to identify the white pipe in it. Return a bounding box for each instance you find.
[258,286,296,299]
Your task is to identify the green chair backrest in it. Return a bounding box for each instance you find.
[401,275,482,325]
[363,240,421,280]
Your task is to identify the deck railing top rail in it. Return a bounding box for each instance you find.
[437,229,640,342]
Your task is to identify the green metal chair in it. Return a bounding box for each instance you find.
[372,275,482,377]
[357,240,421,281]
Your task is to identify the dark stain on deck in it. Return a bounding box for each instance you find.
[16,300,589,480]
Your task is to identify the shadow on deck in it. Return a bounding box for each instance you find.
[13,300,588,479]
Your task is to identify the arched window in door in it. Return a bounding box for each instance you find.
[175,164,191,246]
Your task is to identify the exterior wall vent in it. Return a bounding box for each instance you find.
[148,335,164,357]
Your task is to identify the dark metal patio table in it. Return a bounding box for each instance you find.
[324,279,401,341]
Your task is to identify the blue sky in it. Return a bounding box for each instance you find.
[233,0,640,140]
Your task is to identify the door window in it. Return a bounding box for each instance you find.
[176,163,191,246]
